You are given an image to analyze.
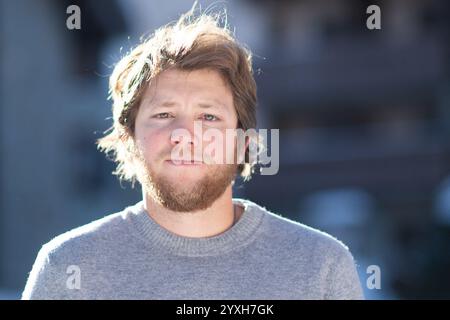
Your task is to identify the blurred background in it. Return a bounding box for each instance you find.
[1,0,450,299]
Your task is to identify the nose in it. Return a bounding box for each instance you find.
[169,118,201,148]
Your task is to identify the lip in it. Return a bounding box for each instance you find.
[165,160,204,166]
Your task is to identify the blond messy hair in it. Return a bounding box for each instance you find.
[97,3,258,187]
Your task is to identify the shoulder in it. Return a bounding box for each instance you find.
[22,202,142,299]
[40,202,141,262]
[242,199,363,299]
[244,198,352,257]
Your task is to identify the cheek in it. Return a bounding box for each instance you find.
[224,135,237,157]
[136,130,161,154]
[135,128,169,159]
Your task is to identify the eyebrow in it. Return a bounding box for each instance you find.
[147,99,228,111]
[198,102,223,109]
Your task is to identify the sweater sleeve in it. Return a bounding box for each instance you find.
[324,248,365,300]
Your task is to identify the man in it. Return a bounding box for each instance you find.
[22,6,364,300]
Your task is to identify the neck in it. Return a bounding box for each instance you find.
[142,185,242,238]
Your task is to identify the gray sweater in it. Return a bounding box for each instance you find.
[22,198,364,300]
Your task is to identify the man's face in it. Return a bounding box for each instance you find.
[131,68,240,212]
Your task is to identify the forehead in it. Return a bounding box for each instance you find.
[143,68,233,104]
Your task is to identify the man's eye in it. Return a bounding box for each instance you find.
[202,114,219,121]
[154,112,171,119]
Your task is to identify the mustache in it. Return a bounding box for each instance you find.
[162,147,212,163]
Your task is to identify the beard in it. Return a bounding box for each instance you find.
[133,148,238,213]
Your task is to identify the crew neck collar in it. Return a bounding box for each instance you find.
[129,198,265,257]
